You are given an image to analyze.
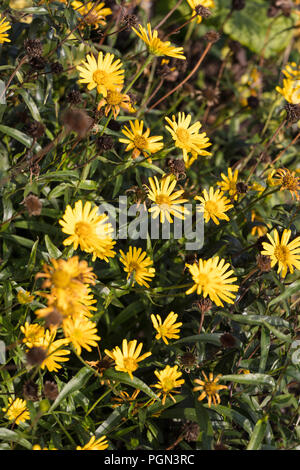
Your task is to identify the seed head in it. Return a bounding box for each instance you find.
[43,381,59,401]
[26,346,47,366]
[24,39,43,58]
[62,108,94,138]
[23,194,42,216]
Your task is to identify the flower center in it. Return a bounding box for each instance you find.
[123,357,138,373]
[282,174,298,190]
[196,273,209,287]
[176,128,190,143]
[204,382,219,396]
[52,270,71,289]
[93,69,110,87]
[274,245,289,263]
[106,90,123,105]
[133,135,148,150]
[205,201,218,214]
[155,194,171,206]
[162,377,175,392]
[75,222,92,238]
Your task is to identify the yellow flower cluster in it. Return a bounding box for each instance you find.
[276,62,300,105]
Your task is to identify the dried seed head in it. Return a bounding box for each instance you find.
[96,135,114,153]
[26,120,45,139]
[267,5,280,17]
[202,86,220,106]
[181,421,200,442]
[231,0,246,10]
[177,351,198,371]
[44,307,63,329]
[256,254,272,272]
[204,31,220,43]
[195,5,212,18]
[220,333,236,348]
[275,0,293,16]
[43,381,59,400]
[285,103,300,124]
[167,158,186,180]
[24,38,43,58]
[23,380,39,401]
[247,96,259,109]
[67,90,82,105]
[29,56,46,70]
[236,182,248,194]
[23,194,42,216]
[122,14,138,29]
[50,61,63,74]
[193,298,213,314]
[62,108,94,138]
[26,346,47,366]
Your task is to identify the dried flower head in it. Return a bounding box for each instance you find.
[62,108,94,138]
[256,254,272,272]
[23,194,42,216]
[220,333,236,349]
[96,135,114,153]
[43,381,59,401]
[23,380,39,401]
[26,346,48,366]
[181,421,200,442]
[26,120,45,139]
[204,30,220,43]
[67,90,82,105]
[24,38,43,58]
[50,61,63,74]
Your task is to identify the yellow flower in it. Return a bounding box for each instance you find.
[193,371,228,407]
[71,1,112,28]
[261,229,300,278]
[185,257,239,307]
[217,167,239,200]
[77,53,124,97]
[195,187,233,225]
[62,316,100,355]
[17,290,34,304]
[104,339,152,379]
[21,322,45,348]
[152,365,185,405]
[0,17,11,44]
[132,23,186,60]
[2,398,30,425]
[97,89,135,119]
[186,0,215,23]
[76,435,109,450]
[59,200,116,262]
[119,119,163,161]
[119,246,155,288]
[146,175,188,223]
[250,210,268,238]
[151,312,182,345]
[165,113,211,168]
[276,63,300,104]
[35,330,70,372]
[274,168,300,200]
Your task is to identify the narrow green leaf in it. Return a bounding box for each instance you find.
[220,373,275,388]
[0,124,33,148]
[259,327,270,373]
[49,368,93,412]
[213,405,254,435]
[173,334,222,347]
[247,416,268,450]
[268,280,300,307]
[103,369,159,400]
[262,321,292,343]
[25,238,39,276]
[44,235,62,259]
[95,404,128,436]
[219,311,289,328]
[0,429,32,449]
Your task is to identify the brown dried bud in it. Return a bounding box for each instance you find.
[195,5,211,18]
[220,333,236,349]
[24,39,43,58]
[96,135,114,153]
[202,86,220,106]
[44,307,63,329]
[62,108,94,138]
[247,96,259,109]
[50,61,63,74]
[23,380,39,401]
[232,0,246,10]
[122,14,138,28]
[43,381,59,401]
[236,182,248,194]
[29,56,46,70]
[267,5,280,17]
[181,421,200,442]
[204,31,220,43]
[26,120,45,139]
[287,381,300,397]
[256,254,271,272]
[167,158,186,180]
[275,0,292,16]
[193,298,213,314]
[23,194,42,216]
[26,346,47,366]
[67,90,82,105]
[285,103,300,124]
[177,351,198,372]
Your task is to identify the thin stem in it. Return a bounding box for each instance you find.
[124,55,154,94]
[0,56,28,102]
[155,0,184,30]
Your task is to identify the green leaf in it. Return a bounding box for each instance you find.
[259,327,270,373]
[44,235,62,259]
[213,405,254,435]
[25,238,39,276]
[247,416,268,450]
[219,311,289,328]
[49,367,94,412]
[220,373,275,388]
[173,334,222,347]
[268,280,300,307]
[0,429,32,449]
[110,300,145,329]
[0,125,34,148]
[262,321,292,343]
[17,89,42,122]
[103,369,159,400]
[95,404,128,436]
[194,399,213,449]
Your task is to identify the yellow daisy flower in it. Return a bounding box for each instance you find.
[165,113,212,168]
[132,23,186,60]
[71,1,112,28]
[21,322,45,348]
[119,246,155,288]
[152,365,185,405]
[97,89,135,119]
[276,62,300,104]
[185,256,239,307]
[76,435,109,450]
[76,52,124,97]
[193,371,228,407]
[0,17,11,44]
[119,119,163,161]
[261,229,300,278]
[17,290,34,304]
[2,398,30,425]
[195,187,233,225]
[186,0,215,23]
[251,210,268,237]
[35,330,70,372]
[217,167,239,200]
[151,312,182,345]
[146,175,189,223]
[104,339,152,380]
[62,316,100,355]
[274,168,300,200]
[59,200,116,262]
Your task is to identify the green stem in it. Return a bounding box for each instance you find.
[124,55,154,94]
